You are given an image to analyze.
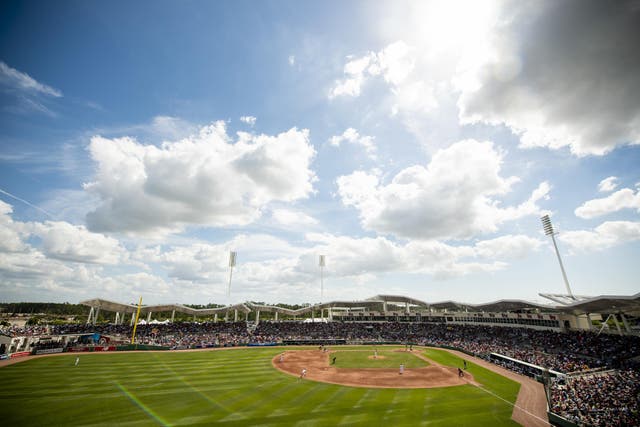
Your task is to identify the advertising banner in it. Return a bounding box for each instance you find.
[10,351,31,358]
[34,348,64,355]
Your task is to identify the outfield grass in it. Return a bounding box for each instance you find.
[331,349,429,369]
[0,347,520,426]
[423,348,521,403]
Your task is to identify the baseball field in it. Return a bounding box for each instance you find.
[0,346,522,426]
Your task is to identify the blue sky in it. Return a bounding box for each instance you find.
[1,0,639,305]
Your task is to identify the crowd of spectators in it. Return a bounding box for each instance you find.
[550,370,639,426]
[51,322,249,349]
[0,324,49,337]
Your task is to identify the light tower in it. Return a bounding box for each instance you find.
[319,255,326,302]
[228,251,237,297]
[541,215,574,299]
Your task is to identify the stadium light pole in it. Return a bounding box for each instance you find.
[228,251,236,298]
[541,215,574,299]
[319,255,325,303]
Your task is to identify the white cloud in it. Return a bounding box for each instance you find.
[271,208,318,227]
[29,221,125,264]
[598,176,618,193]
[560,221,640,253]
[0,200,125,265]
[329,128,377,159]
[288,55,295,66]
[329,41,417,102]
[456,0,640,156]
[0,200,28,252]
[306,232,542,280]
[0,61,62,97]
[84,121,317,235]
[575,188,640,219]
[473,234,544,259]
[0,201,178,303]
[337,139,549,240]
[240,115,256,126]
[0,194,546,302]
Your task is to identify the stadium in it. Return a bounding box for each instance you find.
[2,289,639,426]
[2,1,640,426]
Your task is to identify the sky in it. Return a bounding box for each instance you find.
[0,0,639,306]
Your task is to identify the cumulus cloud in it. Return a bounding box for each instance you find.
[560,221,640,253]
[0,200,28,252]
[575,188,640,219]
[271,208,318,227]
[240,115,256,126]
[329,41,438,119]
[457,0,640,156]
[84,121,316,235]
[306,232,542,279]
[0,200,125,265]
[29,221,125,264]
[329,128,377,159]
[0,61,62,97]
[336,139,549,240]
[0,200,169,302]
[127,229,543,301]
[598,176,619,193]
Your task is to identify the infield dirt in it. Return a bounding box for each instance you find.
[273,348,475,389]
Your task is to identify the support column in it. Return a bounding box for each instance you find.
[93,308,100,325]
[147,312,152,322]
[383,302,387,312]
[115,312,120,325]
[171,310,175,323]
[214,313,218,322]
[613,314,623,335]
[130,312,135,326]
[620,313,631,333]
[275,311,278,321]
[234,309,238,322]
[256,310,260,324]
[405,302,409,314]
[86,307,94,325]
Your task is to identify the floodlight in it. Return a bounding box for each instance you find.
[540,215,574,299]
[228,251,237,297]
[319,255,326,303]
[541,215,554,236]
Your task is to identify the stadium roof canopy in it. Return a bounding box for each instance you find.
[81,292,640,317]
[79,298,251,316]
[540,292,640,316]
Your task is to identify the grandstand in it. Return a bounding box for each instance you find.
[79,292,640,334]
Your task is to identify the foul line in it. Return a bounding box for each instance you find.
[471,383,550,426]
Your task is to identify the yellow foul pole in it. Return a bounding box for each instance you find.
[130,296,143,344]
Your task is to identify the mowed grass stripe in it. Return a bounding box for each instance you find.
[422,348,520,403]
[1,347,522,426]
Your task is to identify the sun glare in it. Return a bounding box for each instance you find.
[414,0,498,54]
